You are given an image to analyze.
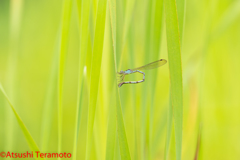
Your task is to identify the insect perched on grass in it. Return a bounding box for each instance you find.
[117,59,167,87]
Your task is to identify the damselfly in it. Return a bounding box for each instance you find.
[117,59,167,87]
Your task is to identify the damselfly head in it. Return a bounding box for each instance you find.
[119,70,124,74]
[117,71,125,82]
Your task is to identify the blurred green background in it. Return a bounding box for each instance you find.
[0,0,240,160]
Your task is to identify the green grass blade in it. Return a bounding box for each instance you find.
[212,0,240,40]
[108,0,131,159]
[116,94,131,159]
[108,0,116,57]
[164,95,173,160]
[140,1,164,158]
[77,0,91,91]
[164,0,184,159]
[73,68,87,160]
[0,84,44,160]
[151,108,167,156]
[73,0,91,159]
[85,0,107,158]
[121,0,136,49]
[105,1,117,160]
[105,85,117,160]
[127,26,138,160]
[104,7,118,159]
[175,0,185,44]
[40,32,59,151]
[58,0,73,157]
[148,0,164,158]
[194,125,201,160]
[75,0,82,22]
[152,0,164,55]
[6,0,24,151]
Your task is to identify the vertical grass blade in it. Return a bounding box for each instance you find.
[104,9,117,159]
[73,0,91,159]
[6,0,24,151]
[116,95,131,159]
[148,0,164,158]
[105,1,117,159]
[76,0,91,92]
[127,27,138,160]
[73,67,87,160]
[121,0,136,49]
[164,0,184,159]
[164,95,173,160]
[212,0,240,40]
[194,125,202,160]
[152,0,164,56]
[85,0,107,159]
[40,33,59,151]
[0,84,44,160]
[151,108,167,156]
[108,0,131,159]
[175,0,185,44]
[8,0,23,95]
[58,0,72,157]
[105,85,117,160]
[75,0,82,21]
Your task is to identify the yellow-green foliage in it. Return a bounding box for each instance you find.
[0,0,240,160]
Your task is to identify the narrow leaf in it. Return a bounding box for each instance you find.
[108,0,131,159]
[40,34,59,152]
[0,84,44,160]
[105,85,117,160]
[164,95,173,160]
[212,0,240,40]
[58,0,73,157]
[85,0,107,159]
[73,0,91,158]
[175,0,185,44]
[194,125,202,160]
[164,0,184,159]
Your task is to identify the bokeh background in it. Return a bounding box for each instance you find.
[0,0,240,160]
